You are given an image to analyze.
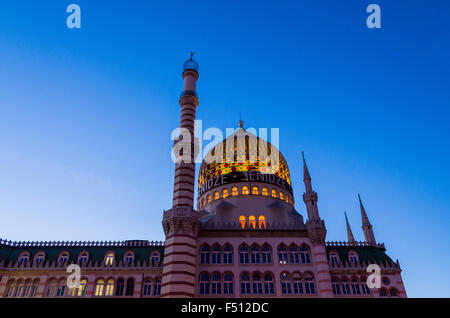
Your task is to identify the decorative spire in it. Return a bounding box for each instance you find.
[345,211,356,243]
[238,113,244,129]
[183,52,199,72]
[358,193,376,245]
[302,151,311,182]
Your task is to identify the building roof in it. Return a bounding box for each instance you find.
[325,242,394,264]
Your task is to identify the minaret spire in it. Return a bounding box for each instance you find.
[302,151,318,220]
[302,151,312,192]
[358,193,376,245]
[345,211,356,244]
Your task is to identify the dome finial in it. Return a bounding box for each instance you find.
[238,113,244,129]
[183,52,199,72]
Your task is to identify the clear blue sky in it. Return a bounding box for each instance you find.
[0,1,449,297]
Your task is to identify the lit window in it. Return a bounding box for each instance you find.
[232,187,238,196]
[262,187,269,196]
[207,194,211,203]
[249,215,256,229]
[279,192,285,200]
[105,252,114,266]
[258,215,266,229]
[252,186,259,195]
[95,279,104,296]
[78,279,87,296]
[271,189,277,198]
[286,195,290,203]
[222,188,229,198]
[242,186,249,195]
[105,279,114,296]
[239,215,246,229]
[213,191,219,200]
[201,198,205,207]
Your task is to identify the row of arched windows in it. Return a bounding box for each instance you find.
[199,243,312,265]
[331,277,371,295]
[200,185,291,208]
[15,250,161,267]
[3,277,162,297]
[198,271,316,296]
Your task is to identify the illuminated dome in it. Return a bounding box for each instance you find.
[198,127,292,199]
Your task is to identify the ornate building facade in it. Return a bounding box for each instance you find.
[0,56,407,298]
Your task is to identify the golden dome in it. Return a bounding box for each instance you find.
[198,128,292,196]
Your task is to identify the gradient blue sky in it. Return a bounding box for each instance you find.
[0,1,449,297]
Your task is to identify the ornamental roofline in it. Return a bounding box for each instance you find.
[325,240,385,249]
[0,238,164,248]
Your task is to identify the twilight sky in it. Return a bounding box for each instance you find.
[0,1,449,297]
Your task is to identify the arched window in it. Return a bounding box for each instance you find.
[263,273,275,295]
[278,245,288,264]
[18,253,29,265]
[15,279,24,297]
[286,195,290,203]
[213,191,219,200]
[252,186,259,195]
[45,279,56,297]
[105,279,115,296]
[78,252,88,265]
[200,245,210,264]
[105,252,114,266]
[361,277,371,295]
[23,279,32,297]
[115,278,124,296]
[251,245,261,264]
[281,273,292,295]
[31,279,39,297]
[262,187,269,196]
[348,252,359,264]
[258,215,266,229]
[34,252,45,266]
[304,273,316,294]
[124,252,134,265]
[78,279,87,297]
[279,192,285,200]
[239,215,246,229]
[289,245,299,264]
[249,215,256,229]
[153,279,161,296]
[223,245,233,264]
[207,194,211,203]
[262,245,272,264]
[241,186,249,195]
[332,278,341,295]
[330,252,340,265]
[201,198,205,207]
[390,288,399,297]
[293,273,303,294]
[212,273,221,295]
[212,245,221,264]
[240,273,251,295]
[341,278,351,295]
[222,188,229,199]
[95,279,105,296]
[380,288,388,297]
[200,273,210,295]
[143,279,152,296]
[223,273,233,295]
[125,278,134,296]
[151,252,160,267]
[232,187,238,196]
[300,245,311,264]
[239,245,249,264]
[271,189,277,198]
[58,252,69,266]
[5,280,15,297]
[252,272,263,294]
[351,278,361,295]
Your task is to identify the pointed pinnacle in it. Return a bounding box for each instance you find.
[345,211,356,243]
[358,193,371,226]
[302,151,311,181]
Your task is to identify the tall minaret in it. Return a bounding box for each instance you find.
[161,54,201,297]
[344,211,356,244]
[358,193,376,245]
[302,152,333,297]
